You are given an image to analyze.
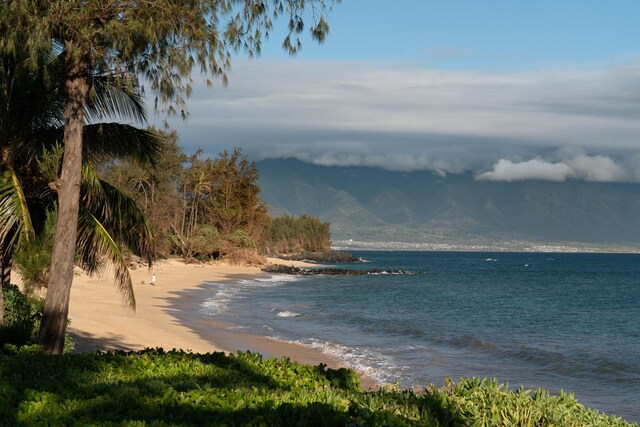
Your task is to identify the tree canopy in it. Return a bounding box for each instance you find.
[3,0,335,113]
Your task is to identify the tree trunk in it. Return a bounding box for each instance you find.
[38,63,88,355]
[0,244,11,325]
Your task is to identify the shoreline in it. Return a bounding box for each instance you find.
[64,257,379,390]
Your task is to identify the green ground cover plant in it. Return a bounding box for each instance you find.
[0,348,635,426]
[0,283,74,354]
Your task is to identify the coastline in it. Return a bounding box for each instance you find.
[63,257,378,389]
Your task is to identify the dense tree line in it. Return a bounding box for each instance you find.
[260,215,331,254]
[101,136,330,261]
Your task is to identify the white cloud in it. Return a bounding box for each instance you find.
[477,159,574,182]
[565,154,625,182]
[477,154,629,182]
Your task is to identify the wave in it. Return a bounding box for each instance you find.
[257,335,404,386]
[276,311,301,318]
[200,286,236,316]
[307,339,403,385]
[250,274,302,284]
[200,274,301,316]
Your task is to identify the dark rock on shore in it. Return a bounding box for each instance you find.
[276,251,360,264]
[262,264,419,276]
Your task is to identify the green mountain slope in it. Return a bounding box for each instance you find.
[257,158,640,248]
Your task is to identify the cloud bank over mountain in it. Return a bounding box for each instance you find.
[478,153,631,182]
[164,58,640,182]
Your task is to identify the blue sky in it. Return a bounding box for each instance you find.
[162,1,640,182]
[261,0,640,69]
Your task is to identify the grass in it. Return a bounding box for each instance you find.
[0,347,636,426]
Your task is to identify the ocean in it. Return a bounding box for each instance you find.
[189,251,640,422]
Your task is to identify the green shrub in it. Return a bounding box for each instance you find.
[0,284,74,354]
[0,283,41,347]
[13,209,56,295]
[190,225,222,258]
[223,229,257,250]
[0,349,635,426]
[259,214,331,254]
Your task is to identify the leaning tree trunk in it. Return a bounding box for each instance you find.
[38,62,88,355]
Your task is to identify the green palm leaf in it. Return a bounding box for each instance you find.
[81,165,155,259]
[77,165,154,308]
[82,123,162,166]
[0,164,34,251]
[27,124,162,166]
[76,209,136,310]
[86,76,147,124]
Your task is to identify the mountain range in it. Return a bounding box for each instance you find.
[257,158,640,251]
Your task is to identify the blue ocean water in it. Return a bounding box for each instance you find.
[195,251,640,422]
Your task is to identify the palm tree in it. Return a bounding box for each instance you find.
[0,45,160,326]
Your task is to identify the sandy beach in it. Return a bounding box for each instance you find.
[63,257,358,376]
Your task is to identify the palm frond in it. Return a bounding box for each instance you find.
[81,164,155,264]
[23,124,163,167]
[0,163,34,251]
[76,208,136,310]
[82,123,163,166]
[86,76,147,124]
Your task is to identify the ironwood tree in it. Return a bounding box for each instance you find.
[102,144,268,260]
[101,129,186,255]
[1,0,335,353]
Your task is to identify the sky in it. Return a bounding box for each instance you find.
[157,0,640,183]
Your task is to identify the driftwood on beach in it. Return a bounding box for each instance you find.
[262,264,419,276]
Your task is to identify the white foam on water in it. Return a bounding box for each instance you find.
[276,311,301,318]
[251,274,302,284]
[200,287,235,315]
[200,275,301,316]
[225,325,248,330]
[308,339,404,385]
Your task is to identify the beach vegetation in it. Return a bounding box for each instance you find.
[0,283,75,354]
[260,214,331,254]
[100,130,187,257]
[0,348,634,426]
[103,144,269,261]
[0,283,39,347]
[171,148,268,260]
[12,210,56,295]
[184,225,223,259]
[102,140,333,260]
[224,229,258,250]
